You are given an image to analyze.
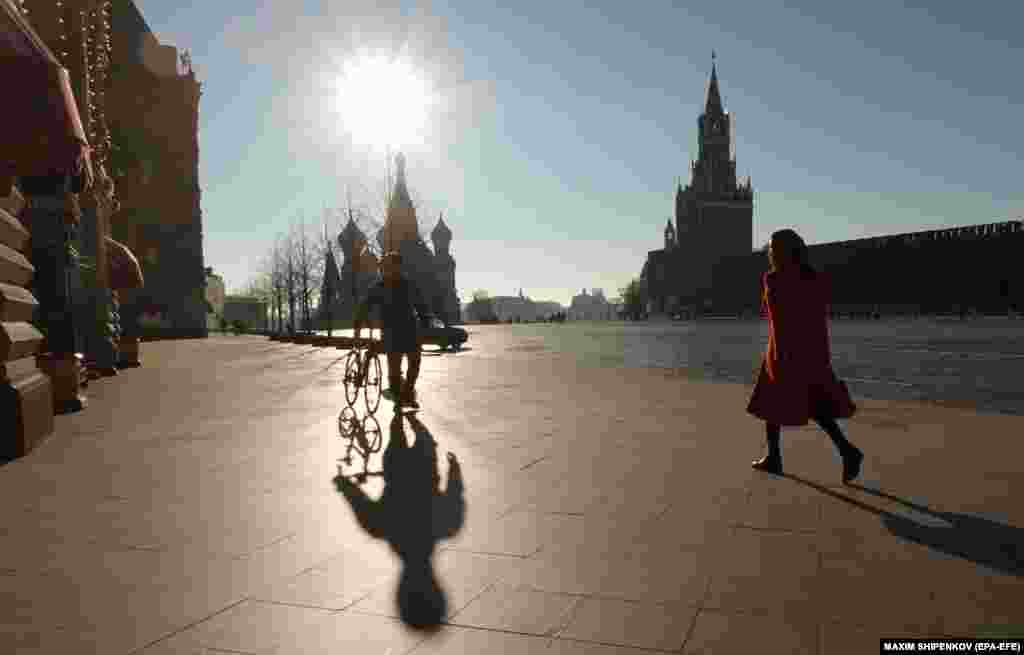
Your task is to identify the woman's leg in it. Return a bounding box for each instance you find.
[812,415,856,455]
[812,414,863,482]
[752,422,783,473]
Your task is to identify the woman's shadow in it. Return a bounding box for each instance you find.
[787,475,1024,576]
[333,413,465,630]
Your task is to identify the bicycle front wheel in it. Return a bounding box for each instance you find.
[343,350,362,407]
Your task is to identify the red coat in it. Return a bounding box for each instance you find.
[746,269,856,426]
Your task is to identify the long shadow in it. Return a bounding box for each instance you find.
[786,475,1024,576]
[333,413,465,630]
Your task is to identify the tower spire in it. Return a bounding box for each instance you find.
[705,51,723,115]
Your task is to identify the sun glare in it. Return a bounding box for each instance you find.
[334,52,437,152]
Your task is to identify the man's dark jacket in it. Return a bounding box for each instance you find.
[361,275,431,353]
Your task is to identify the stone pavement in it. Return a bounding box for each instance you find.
[1,329,1022,654]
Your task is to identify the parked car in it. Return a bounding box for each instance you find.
[420,318,468,351]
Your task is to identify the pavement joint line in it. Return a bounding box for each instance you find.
[551,635,681,654]
[519,455,550,471]
[232,532,299,559]
[436,547,532,561]
[248,597,356,613]
[126,597,249,655]
[440,617,578,641]
[731,524,819,535]
[441,547,537,559]
[678,605,705,654]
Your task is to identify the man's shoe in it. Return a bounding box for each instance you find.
[842,449,863,484]
[752,453,783,475]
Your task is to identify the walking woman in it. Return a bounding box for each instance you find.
[747,229,864,483]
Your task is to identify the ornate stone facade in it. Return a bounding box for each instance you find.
[644,59,753,317]
[106,0,206,337]
[320,153,461,325]
[429,214,460,324]
[322,214,382,325]
[15,0,119,408]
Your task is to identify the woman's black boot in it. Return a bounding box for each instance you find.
[841,448,863,484]
[752,452,783,474]
[752,425,783,474]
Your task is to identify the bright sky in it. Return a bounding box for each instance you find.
[138,0,1023,307]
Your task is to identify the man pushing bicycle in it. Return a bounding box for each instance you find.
[354,251,433,409]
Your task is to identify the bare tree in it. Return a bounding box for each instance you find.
[318,209,340,336]
[282,226,297,334]
[294,221,311,331]
[288,217,323,333]
[619,278,645,321]
[273,236,287,334]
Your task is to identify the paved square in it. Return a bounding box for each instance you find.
[1,329,1022,653]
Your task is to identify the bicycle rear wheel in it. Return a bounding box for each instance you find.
[343,351,362,407]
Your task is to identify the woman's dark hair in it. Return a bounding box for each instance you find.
[770,228,817,279]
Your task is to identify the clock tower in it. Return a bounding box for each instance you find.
[673,54,754,312]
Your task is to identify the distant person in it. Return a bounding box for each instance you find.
[747,228,864,483]
[354,251,432,408]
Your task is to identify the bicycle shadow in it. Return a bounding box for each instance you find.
[333,413,466,630]
[338,411,382,481]
[787,475,1024,576]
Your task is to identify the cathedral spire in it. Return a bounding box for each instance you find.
[431,211,452,248]
[705,52,723,116]
[384,151,417,248]
[390,152,411,208]
[395,152,406,185]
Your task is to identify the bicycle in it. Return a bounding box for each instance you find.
[342,330,383,414]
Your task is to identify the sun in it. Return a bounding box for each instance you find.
[333,52,437,152]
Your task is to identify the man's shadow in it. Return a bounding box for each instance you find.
[333,413,465,630]
[787,475,1024,576]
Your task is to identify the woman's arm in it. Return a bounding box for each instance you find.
[764,274,796,366]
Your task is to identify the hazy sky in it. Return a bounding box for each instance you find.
[138,0,1023,306]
